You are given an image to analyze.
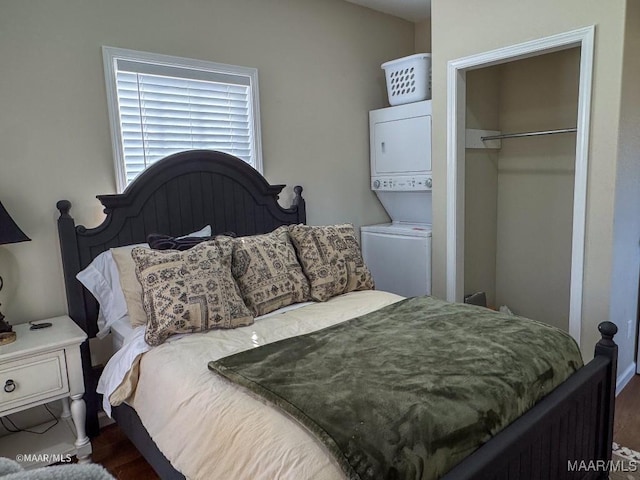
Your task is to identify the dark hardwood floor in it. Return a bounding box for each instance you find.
[92,423,158,479]
[614,373,640,452]
[91,375,640,479]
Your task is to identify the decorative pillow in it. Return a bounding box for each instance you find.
[230,226,310,316]
[112,226,212,328]
[288,224,374,302]
[111,245,148,328]
[131,238,253,346]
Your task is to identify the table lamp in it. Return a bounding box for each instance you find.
[0,201,30,345]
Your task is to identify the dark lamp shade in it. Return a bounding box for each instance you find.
[0,202,30,245]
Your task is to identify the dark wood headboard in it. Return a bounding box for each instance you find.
[56,149,306,436]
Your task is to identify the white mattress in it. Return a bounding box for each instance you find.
[98,290,404,479]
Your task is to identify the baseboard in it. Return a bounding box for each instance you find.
[616,361,637,395]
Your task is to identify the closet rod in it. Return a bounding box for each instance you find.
[481,127,577,141]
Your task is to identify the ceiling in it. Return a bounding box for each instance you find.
[343,0,430,22]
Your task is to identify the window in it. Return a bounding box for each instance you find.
[102,46,262,191]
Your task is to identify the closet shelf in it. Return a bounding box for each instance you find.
[481,127,577,141]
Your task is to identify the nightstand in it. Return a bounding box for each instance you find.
[0,316,91,468]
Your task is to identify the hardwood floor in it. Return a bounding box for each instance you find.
[91,375,640,479]
[614,374,640,452]
[91,423,158,479]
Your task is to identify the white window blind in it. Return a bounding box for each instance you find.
[103,47,262,191]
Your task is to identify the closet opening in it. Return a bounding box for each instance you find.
[465,48,579,333]
[446,27,595,345]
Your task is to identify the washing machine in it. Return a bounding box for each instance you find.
[361,222,432,297]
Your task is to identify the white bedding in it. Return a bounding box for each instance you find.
[98,301,315,415]
[97,290,403,479]
[109,316,134,351]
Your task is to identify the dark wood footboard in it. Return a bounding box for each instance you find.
[443,321,618,480]
[109,321,617,480]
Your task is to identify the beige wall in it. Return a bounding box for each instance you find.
[464,67,500,307]
[415,19,431,52]
[431,0,627,362]
[610,0,640,377]
[494,49,578,331]
[0,0,414,324]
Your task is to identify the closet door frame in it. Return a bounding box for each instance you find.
[446,26,595,346]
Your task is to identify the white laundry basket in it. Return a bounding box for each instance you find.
[382,53,432,106]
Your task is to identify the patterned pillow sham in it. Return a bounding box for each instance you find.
[288,224,374,302]
[230,226,311,316]
[131,238,253,346]
[112,226,213,328]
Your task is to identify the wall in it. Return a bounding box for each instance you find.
[415,19,431,52]
[494,49,579,331]
[611,0,640,380]
[431,0,628,363]
[0,0,414,324]
[464,67,500,307]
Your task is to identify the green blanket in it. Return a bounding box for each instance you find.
[208,296,583,479]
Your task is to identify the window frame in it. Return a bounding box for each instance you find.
[102,46,263,192]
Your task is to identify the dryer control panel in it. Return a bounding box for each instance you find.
[372,175,432,191]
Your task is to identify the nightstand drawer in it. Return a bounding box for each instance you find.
[0,351,69,412]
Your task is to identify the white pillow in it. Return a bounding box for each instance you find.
[76,250,128,338]
[76,225,212,338]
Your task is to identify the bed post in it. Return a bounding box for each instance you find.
[56,201,87,331]
[292,186,306,224]
[56,200,100,438]
[595,321,618,475]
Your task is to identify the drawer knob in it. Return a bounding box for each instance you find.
[4,379,16,393]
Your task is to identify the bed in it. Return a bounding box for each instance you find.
[56,149,618,479]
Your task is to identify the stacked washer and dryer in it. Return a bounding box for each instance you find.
[361,99,433,298]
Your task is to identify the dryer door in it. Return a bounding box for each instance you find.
[372,114,431,175]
